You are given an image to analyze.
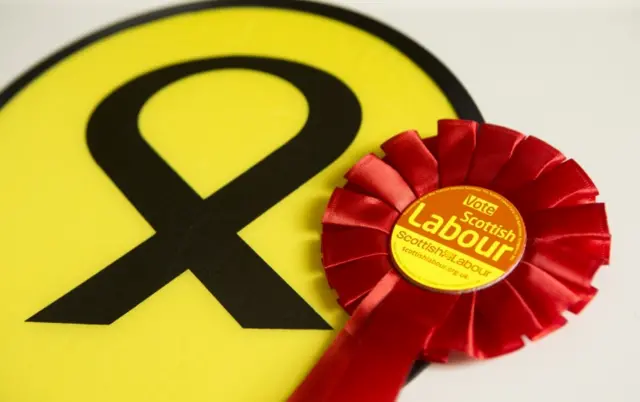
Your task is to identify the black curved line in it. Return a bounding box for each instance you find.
[29,56,360,329]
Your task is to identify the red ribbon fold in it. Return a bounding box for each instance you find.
[290,272,459,402]
[289,120,611,402]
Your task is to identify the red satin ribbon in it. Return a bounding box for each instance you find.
[290,272,459,402]
[289,120,611,402]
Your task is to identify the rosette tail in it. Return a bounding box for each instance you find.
[289,274,458,402]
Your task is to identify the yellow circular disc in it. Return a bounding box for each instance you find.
[0,2,482,401]
[390,186,526,293]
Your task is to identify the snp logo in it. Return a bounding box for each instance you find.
[27,56,361,330]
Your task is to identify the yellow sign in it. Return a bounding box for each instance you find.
[391,186,525,293]
[0,1,481,401]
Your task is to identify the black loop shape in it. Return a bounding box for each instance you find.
[28,56,362,329]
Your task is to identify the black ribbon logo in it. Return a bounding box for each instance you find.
[28,56,361,329]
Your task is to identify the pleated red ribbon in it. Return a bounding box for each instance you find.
[288,120,611,402]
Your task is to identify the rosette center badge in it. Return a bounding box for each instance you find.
[391,186,526,292]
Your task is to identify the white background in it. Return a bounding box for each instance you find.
[0,0,639,401]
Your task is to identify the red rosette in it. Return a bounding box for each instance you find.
[289,120,611,402]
